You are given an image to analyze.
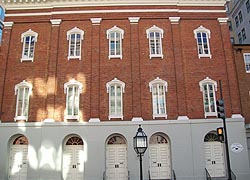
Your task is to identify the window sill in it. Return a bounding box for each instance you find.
[21,58,33,62]
[68,56,81,60]
[109,55,122,59]
[108,115,123,120]
[205,112,217,118]
[198,54,212,59]
[14,116,28,121]
[64,115,79,121]
[150,54,163,59]
[153,114,167,119]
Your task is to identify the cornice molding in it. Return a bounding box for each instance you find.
[5,9,226,17]
[1,0,227,10]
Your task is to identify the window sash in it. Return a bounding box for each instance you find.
[238,32,242,44]
[22,35,35,60]
[235,16,239,27]
[66,86,80,116]
[149,32,162,56]
[247,0,250,13]
[239,11,243,23]
[202,84,216,114]
[109,32,122,57]
[244,54,250,73]
[109,85,122,116]
[16,87,30,118]
[152,84,166,116]
[197,32,210,55]
[69,33,81,58]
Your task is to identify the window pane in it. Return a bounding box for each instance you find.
[244,54,250,72]
[17,87,29,117]
[67,87,73,115]
[158,85,165,114]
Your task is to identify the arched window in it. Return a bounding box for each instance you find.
[199,77,217,118]
[106,26,124,59]
[64,79,83,121]
[146,25,164,59]
[106,78,125,120]
[21,29,38,62]
[193,25,211,58]
[14,80,32,121]
[149,77,168,119]
[67,27,84,60]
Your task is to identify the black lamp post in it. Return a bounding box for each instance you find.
[133,125,148,180]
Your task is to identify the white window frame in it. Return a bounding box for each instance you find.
[106,78,125,120]
[64,79,83,121]
[106,26,124,59]
[21,29,38,62]
[14,80,32,121]
[67,27,84,60]
[244,53,250,73]
[199,77,217,118]
[149,77,168,119]
[146,25,164,59]
[193,26,212,58]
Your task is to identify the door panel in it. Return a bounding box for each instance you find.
[204,142,225,177]
[149,144,171,180]
[106,145,128,180]
[63,145,84,180]
[9,145,28,180]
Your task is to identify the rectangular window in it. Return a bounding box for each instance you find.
[22,35,35,61]
[246,0,250,13]
[202,84,216,116]
[109,85,122,117]
[152,84,166,118]
[238,32,242,44]
[69,33,81,59]
[242,28,246,40]
[66,86,80,118]
[228,21,233,31]
[239,11,243,23]
[244,53,250,73]
[109,32,122,58]
[15,87,30,121]
[149,32,162,57]
[235,16,239,27]
[197,32,210,56]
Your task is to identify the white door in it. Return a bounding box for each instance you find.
[106,145,128,180]
[9,145,28,180]
[149,144,171,180]
[204,141,226,177]
[63,145,84,180]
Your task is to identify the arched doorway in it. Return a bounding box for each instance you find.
[9,135,29,180]
[204,132,226,177]
[106,134,128,180]
[63,135,84,180]
[149,133,171,180]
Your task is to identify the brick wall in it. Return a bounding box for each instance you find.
[0,5,241,122]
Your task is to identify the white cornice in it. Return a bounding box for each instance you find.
[5,9,226,17]
[1,0,227,10]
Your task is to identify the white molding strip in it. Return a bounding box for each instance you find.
[5,9,226,17]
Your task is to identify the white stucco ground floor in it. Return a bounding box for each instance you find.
[0,117,249,180]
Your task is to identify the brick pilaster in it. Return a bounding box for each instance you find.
[90,18,102,119]
[0,22,14,120]
[129,17,142,119]
[46,19,61,120]
[169,17,188,119]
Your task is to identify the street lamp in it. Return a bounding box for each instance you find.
[133,125,148,180]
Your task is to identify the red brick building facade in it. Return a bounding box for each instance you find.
[0,1,249,180]
[0,4,241,122]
